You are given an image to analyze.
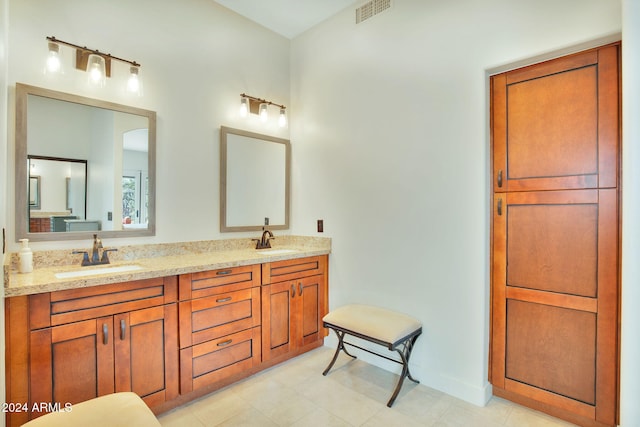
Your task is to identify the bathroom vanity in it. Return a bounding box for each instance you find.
[3,236,330,426]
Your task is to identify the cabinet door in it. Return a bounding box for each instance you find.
[114,304,178,408]
[30,317,115,410]
[491,189,618,425]
[295,275,326,348]
[492,44,619,192]
[262,274,327,361]
[261,281,295,361]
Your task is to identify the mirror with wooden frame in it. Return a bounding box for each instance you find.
[15,83,156,241]
[220,126,290,232]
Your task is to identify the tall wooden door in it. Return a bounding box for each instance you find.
[490,44,620,427]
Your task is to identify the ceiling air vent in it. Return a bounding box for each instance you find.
[356,0,392,24]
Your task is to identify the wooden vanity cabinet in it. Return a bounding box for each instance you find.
[5,255,330,426]
[261,255,328,362]
[7,277,178,425]
[178,264,262,393]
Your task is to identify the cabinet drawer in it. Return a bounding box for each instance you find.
[179,287,261,348]
[261,255,327,285]
[178,264,261,300]
[29,276,178,329]
[180,327,261,393]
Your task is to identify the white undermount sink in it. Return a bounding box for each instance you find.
[55,264,144,279]
[257,249,298,255]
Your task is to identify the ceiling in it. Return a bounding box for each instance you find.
[213,0,359,39]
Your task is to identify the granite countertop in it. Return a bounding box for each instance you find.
[3,235,331,297]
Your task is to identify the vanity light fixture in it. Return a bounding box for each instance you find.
[278,107,287,128]
[259,103,269,122]
[239,93,287,127]
[45,36,142,93]
[126,66,143,96]
[44,41,62,74]
[87,54,107,87]
[239,97,250,117]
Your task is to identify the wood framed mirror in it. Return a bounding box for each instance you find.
[220,126,290,232]
[15,83,156,241]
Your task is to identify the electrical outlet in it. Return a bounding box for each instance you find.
[108,211,113,221]
[265,217,269,226]
[317,219,324,233]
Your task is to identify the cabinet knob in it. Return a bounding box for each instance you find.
[497,170,503,188]
[497,198,503,216]
[216,296,232,303]
[102,324,109,345]
[217,339,233,347]
[290,284,295,298]
[120,319,126,340]
[298,282,303,296]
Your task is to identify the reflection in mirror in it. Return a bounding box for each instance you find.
[28,156,87,233]
[220,126,290,232]
[15,83,156,241]
[29,175,40,209]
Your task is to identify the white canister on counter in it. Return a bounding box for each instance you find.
[19,238,33,273]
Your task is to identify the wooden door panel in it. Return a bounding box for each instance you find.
[301,282,319,338]
[269,286,292,349]
[506,203,598,297]
[506,300,596,404]
[492,44,619,193]
[116,304,178,404]
[507,65,598,181]
[261,282,293,360]
[30,318,115,409]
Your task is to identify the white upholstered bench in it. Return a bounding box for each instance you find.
[322,304,422,407]
[21,392,160,427]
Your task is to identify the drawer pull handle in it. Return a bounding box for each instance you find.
[103,324,108,345]
[120,319,126,340]
[298,282,303,296]
[216,297,232,303]
[497,198,503,216]
[217,339,233,347]
[216,270,232,275]
[497,170,503,188]
[290,284,295,298]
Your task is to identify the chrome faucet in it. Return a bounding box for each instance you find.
[253,229,274,249]
[72,234,118,266]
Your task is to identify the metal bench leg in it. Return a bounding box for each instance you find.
[322,328,357,376]
[387,334,420,407]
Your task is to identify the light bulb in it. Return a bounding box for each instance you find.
[45,42,62,74]
[87,54,106,87]
[127,66,142,96]
[278,108,287,128]
[239,97,249,117]
[259,103,268,122]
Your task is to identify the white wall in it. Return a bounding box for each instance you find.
[6,0,291,251]
[620,1,640,426]
[290,0,622,410]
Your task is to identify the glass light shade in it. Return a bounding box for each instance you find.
[45,42,62,74]
[126,66,143,96]
[239,97,249,117]
[259,103,268,122]
[278,108,287,128]
[87,54,106,87]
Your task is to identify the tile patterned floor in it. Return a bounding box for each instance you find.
[158,347,577,426]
